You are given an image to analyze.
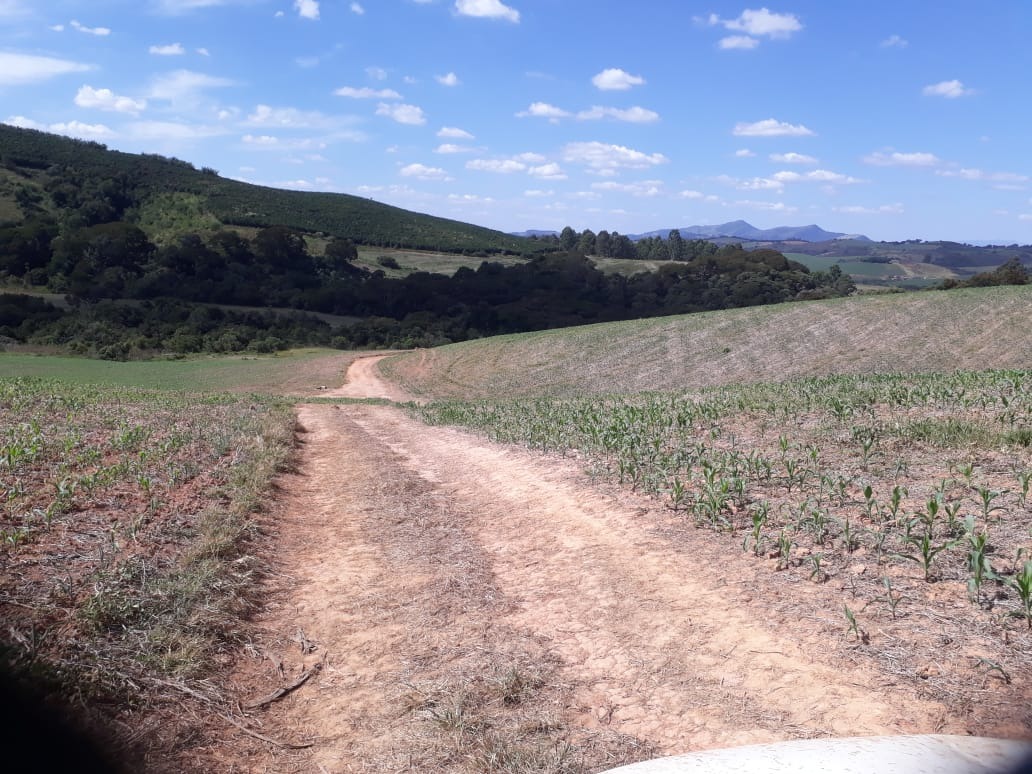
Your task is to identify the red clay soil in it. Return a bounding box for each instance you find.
[211,357,1029,772]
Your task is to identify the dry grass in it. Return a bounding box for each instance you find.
[382,285,1032,401]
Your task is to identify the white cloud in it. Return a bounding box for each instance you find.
[734,199,798,213]
[350,2,364,13]
[149,43,185,55]
[156,0,253,13]
[719,35,760,50]
[734,148,755,158]
[400,162,452,181]
[294,0,320,20]
[592,180,665,197]
[527,163,567,180]
[770,152,817,164]
[515,152,546,163]
[881,34,907,48]
[438,126,474,139]
[4,115,113,139]
[366,66,388,80]
[679,190,706,199]
[834,203,904,215]
[434,143,474,154]
[334,86,402,99]
[148,69,234,104]
[242,134,279,145]
[562,141,668,171]
[516,102,571,120]
[576,105,660,123]
[773,169,863,184]
[922,79,973,98]
[733,118,815,137]
[435,72,460,86]
[936,168,1029,184]
[49,24,65,31]
[716,174,783,191]
[713,8,802,39]
[1,1,29,20]
[863,150,939,167]
[375,102,426,125]
[591,68,645,91]
[455,0,520,23]
[524,189,554,197]
[197,47,210,56]
[74,85,147,115]
[70,19,111,36]
[244,104,357,130]
[466,158,526,173]
[0,52,92,86]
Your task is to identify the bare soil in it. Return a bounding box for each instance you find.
[211,357,1031,772]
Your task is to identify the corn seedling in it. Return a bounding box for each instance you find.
[975,657,1011,684]
[955,462,976,487]
[899,530,957,581]
[808,552,826,583]
[775,531,794,570]
[1017,470,1031,507]
[840,517,859,553]
[1009,560,1032,628]
[881,577,904,619]
[743,502,769,556]
[964,516,996,604]
[887,485,906,520]
[976,486,1002,522]
[844,605,867,643]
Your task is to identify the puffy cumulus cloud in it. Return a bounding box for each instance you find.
[592,180,665,197]
[434,143,475,154]
[770,152,817,164]
[733,118,815,137]
[334,85,402,99]
[863,151,940,167]
[591,68,645,91]
[197,48,210,56]
[834,203,904,215]
[244,104,360,131]
[400,162,453,181]
[515,152,546,163]
[734,148,755,158]
[719,35,759,50]
[562,141,668,171]
[455,0,519,23]
[528,163,567,180]
[922,79,973,98]
[438,126,474,139]
[0,52,92,86]
[435,72,460,86]
[709,8,802,38]
[516,102,571,120]
[294,0,320,20]
[881,34,908,48]
[576,105,659,123]
[74,85,147,115]
[149,43,185,55]
[772,169,863,184]
[375,102,426,125]
[4,115,113,139]
[466,158,526,173]
[350,2,364,13]
[70,19,111,36]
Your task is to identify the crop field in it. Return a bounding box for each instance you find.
[418,369,1032,721]
[0,377,295,757]
[353,246,526,277]
[0,348,358,395]
[383,285,1032,401]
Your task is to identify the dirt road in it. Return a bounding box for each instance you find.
[224,356,1003,772]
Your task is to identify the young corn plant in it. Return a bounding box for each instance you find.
[976,486,1003,522]
[1009,560,1032,628]
[775,530,794,570]
[742,502,769,557]
[1017,470,1031,507]
[899,530,957,581]
[881,577,904,619]
[964,516,996,604]
[843,605,868,644]
[808,552,826,583]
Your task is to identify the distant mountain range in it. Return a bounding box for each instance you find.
[513,221,870,243]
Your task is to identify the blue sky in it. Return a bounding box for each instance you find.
[2,0,1031,243]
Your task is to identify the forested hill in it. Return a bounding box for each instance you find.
[0,124,533,254]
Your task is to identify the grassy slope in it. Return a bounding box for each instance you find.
[381,285,1032,400]
[0,348,361,395]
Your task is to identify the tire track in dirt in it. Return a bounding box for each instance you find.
[229,356,969,771]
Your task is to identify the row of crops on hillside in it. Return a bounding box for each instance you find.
[418,371,1032,643]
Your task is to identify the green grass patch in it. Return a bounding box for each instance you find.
[0,348,354,395]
